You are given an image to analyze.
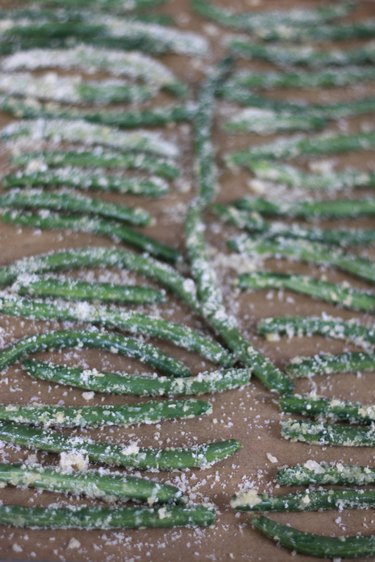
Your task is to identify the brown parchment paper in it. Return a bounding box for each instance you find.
[0,1,375,560]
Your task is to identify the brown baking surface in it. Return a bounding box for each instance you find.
[0,1,375,560]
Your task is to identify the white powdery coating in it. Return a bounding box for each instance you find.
[1,119,178,158]
[2,46,176,87]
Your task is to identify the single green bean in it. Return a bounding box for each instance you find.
[23,360,250,397]
[0,503,215,529]
[12,151,179,180]
[4,169,169,197]
[232,488,375,512]
[287,351,375,378]
[276,462,375,486]
[257,316,375,349]
[0,463,182,503]
[238,272,375,313]
[281,419,375,446]
[281,394,375,424]
[0,399,211,428]
[253,515,375,559]
[0,420,240,470]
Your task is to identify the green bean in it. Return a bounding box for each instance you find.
[0,295,231,366]
[287,352,375,378]
[0,463,182,503]
[0,72,157,105]
[13,0,167,14]
[0,16,208,56]
[281,394,375,424]
[0,96,195,129]
[17,279,166,305]
[232,195,375,220]
[1,46,183,94]
[4,169,169,197]
[0,399,211,428]
[0,247,198,310]
[0,504,215,529]
[213,204,375,247]
[225,109,325,134]
[226,131,375,167]
[0,190,151,226]
[1,119,178,159]
[257,316,375,349]
[253,515,375,558]
[227,67,375,91]
[192,0,353,31]
[246,21,375,43]
[238,272,375,313]
[0,420,240,470]
[235,68,375,93]
[12,151,179,180]
[247,160,375,191]
[281,419,375,446]
[277,462,375,486]
[232,488,375,512]
[228,41,375,68]
[185,59,291,394]
[0,329,191,377]
[0,210,180,263]
[229,236,375,284]
[23,360,250,397]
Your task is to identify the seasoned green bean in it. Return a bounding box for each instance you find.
[0,504,216,529]
[0,420,240,470]
[277,462,375,486]
[281,419,375,446]
[23,360,250,397]
[238,272,375,313]
[253,515,375,558]
[287,351,375,378]
[0,463,182,503]
[0,399,211,428]
[281,394,375,424]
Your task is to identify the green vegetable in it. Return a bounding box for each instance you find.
[232,488,375,512]
[0,503,216,529]
[23,360,251,397]
[247,160,375,191]
[229,236,375,283]
[232,195,375,220]
[277,462,375,486]
[0,189,151,226]
[4,169,169,197]
[0,210,180,263]
[0,329,191,377]
[281,394,375,424]
[0,246,198,310]
[1,119,178,159]
[253,515,375,558]
[213,203,375,247]
[238,272,375,313]
[287,351,375,378]
[229,41,375,68]
[12,151,179,180]
[0,399,211,428]
[281,419,375,446]
[225,108,325,134]
[226,131,375,167]
[227,67,375,91]
[0,295,231,366]
[0,420,240,470]
[257,316,375,349]
[0,463,181,503]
